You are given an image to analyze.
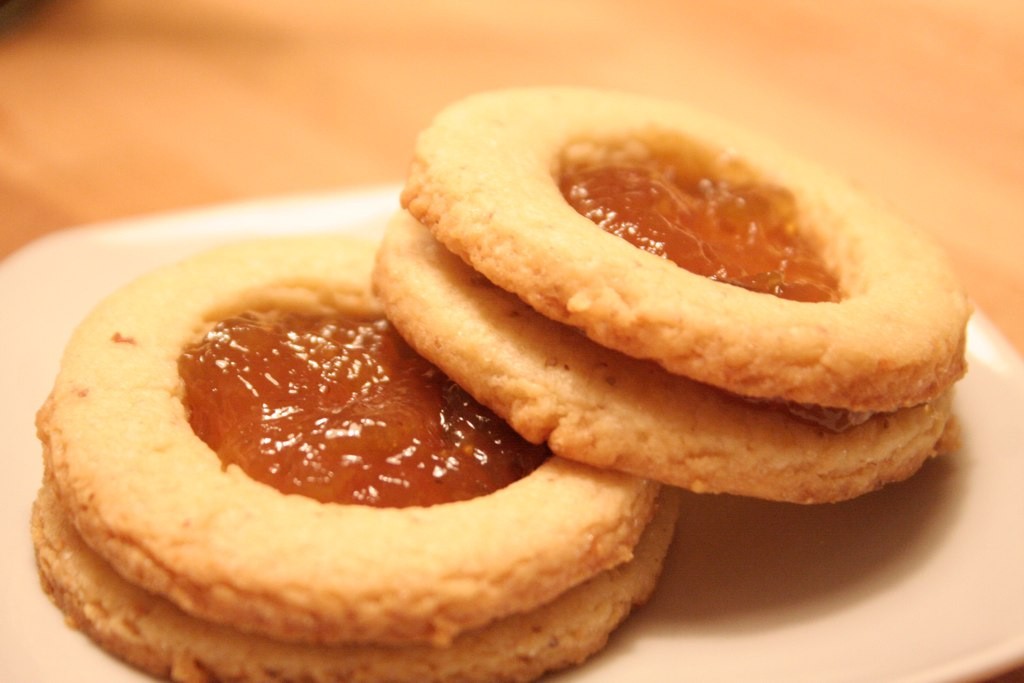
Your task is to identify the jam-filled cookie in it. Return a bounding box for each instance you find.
[32,478,679,683]
[35,235,662,662]
[401,87,971,413]
[374,212,959,504]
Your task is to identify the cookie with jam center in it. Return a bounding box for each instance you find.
[374,211,960,504]
[401,87,971,412]
[35,234,660,650]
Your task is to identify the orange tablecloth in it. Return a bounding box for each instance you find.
[2,1,1022,680]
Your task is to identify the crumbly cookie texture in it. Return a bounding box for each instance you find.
[33,479,680,683]
[401,87,971,412]
[374,212,960,504]
[37,234,660,646]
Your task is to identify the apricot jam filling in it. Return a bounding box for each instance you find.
[560,149,873,428]
[559,152,841,303]
[179,311,549,507]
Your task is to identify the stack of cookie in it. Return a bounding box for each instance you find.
[32,232,676,682]
[32,88,970,683]
[382,87,969,505]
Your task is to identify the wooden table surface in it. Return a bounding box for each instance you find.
[2,1,1022,680]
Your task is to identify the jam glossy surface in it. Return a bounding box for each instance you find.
[559,156,840,302]
[179,312,548,507]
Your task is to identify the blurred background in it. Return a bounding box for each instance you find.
[0,0,1021,332]
[3,2,1021,359]
[0,1,1022,680]
[0,5,1021,359]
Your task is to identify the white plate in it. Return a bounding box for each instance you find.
[1,187,1023,683]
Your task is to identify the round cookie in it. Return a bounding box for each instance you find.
[401,87,971,412]
[373,212,960,504]
[32,478,680,683]
[37,234,660,646]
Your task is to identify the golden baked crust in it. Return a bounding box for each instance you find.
[37,234,660,646]
[374,212,960,504]
[401,87,971,412]
[32,479,680,683]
